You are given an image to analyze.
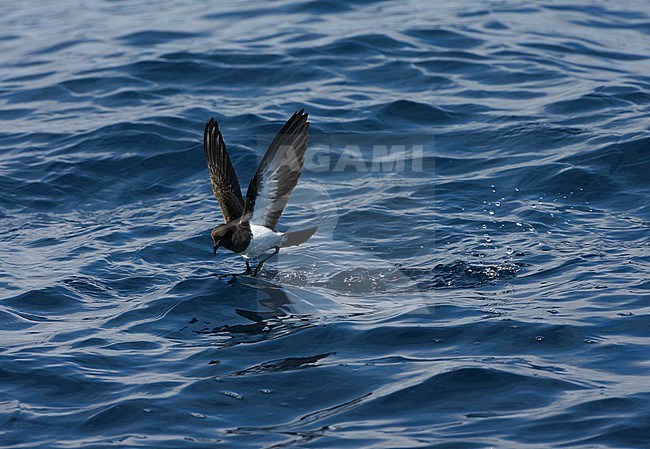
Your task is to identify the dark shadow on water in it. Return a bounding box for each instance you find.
[229,352,334,376]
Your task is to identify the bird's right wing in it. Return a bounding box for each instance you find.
[203,117,245,223]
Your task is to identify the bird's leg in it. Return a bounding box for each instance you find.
[252,247,280,277]
[217,260,252,278]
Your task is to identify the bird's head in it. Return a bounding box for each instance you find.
[211,224,232,254]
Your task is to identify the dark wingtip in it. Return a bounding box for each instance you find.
[205,116,217,135]
[295,108,309,124]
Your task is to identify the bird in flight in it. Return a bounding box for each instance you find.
[203,109,317,277]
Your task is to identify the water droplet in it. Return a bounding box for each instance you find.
[535,336,545,342]
[516,222,523,227]
[190,412,206,419]
[506,247,513,255]
[220,391,243,400]
[618,311,633,317]
[260,388,273,394]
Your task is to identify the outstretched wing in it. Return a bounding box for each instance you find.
[243,110,309,230]
[203,117,245,223]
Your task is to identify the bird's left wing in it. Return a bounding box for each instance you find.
[243,110,309,230]
[204,117,245,223]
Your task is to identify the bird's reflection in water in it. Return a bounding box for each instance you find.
[195,276,314,342]
[187,275,334,375]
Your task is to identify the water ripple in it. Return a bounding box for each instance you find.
[1,0,649,447]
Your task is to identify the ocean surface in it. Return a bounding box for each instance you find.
[1,1,649,448]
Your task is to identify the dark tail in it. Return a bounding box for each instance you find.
[281,226,318,248]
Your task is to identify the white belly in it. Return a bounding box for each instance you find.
[242,224,284,259]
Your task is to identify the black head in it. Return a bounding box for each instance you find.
[211,224,233,254]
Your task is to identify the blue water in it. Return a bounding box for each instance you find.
[1,1,649,447]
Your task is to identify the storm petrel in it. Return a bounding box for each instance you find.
[203,109,317,277]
